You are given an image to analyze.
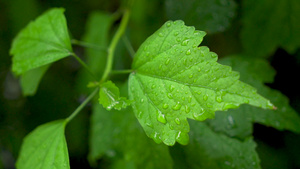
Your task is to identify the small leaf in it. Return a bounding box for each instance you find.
[183,121,261,169]
[241,0,300,57]
[128,20,274,145]
[16,120,70,169]
[10,8,72,76]
[20,64,51,96]
[99,81,131,110]
[165,0,237,34]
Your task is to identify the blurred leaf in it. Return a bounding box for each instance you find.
[183,121,261,169]
[129,20,274,146]
[165,0,236,34]
[20,64,51,96]
[99,81,131,110]
[89,83,173,169]
[16,120,70,169]
[76,11,113,94]
[206,56,300,138]
[10,8,72,76]
[241,0,300,57]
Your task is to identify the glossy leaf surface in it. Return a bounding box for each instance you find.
[10,8,72,75]
[128,20,275,145]
[16,120,69,169]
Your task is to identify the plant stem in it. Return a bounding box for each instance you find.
[122,36,135,58]
[111,69,133,75]
[71,39,107,51]
[66,88,98,123]
[71,53,98,80]
[100,9,131,83]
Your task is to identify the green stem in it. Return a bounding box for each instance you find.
[122,36,135,58]
[100,9,131,83]
[111,69,133,75]
[66,88,98,123]
[71,39,107,51]
[71,53,98,80]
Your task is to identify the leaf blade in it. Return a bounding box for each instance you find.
[129,20,274,145]
[10,8,72,75]
[16,120,70,169]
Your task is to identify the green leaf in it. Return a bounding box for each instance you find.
[20,64,51,96]
[241,0,300,57]
[16,120,70,169]
[10,8,72,76]
[76,12,113,94]
[90,83,173,168]
[99,81,131,110]
[207,56,300,138]
[183,121,261,169]
[165,0,236,34]
[128,20,275,146]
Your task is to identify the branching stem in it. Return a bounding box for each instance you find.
[66,88,99,123]
[100,9,131,83]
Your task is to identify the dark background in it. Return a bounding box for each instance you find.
[0,0,299,168]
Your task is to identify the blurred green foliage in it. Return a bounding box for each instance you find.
[1,0,300,168]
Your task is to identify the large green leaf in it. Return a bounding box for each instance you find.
[16,120,70,169]
[183,121,261,169]
[10,8,72,76]
[128,20,275,146]
[165,0,236,34]
[89,84,172,168]
[20,64,51,96]
[206,56,300,138]
[241,0,300,57]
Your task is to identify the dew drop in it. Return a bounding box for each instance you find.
[185,105,190,113]
[169,85,175,92]
[151,84,156,89]
[186,49,191,55]
[189,74,193,79]
[203,94,208,101]
[138,111,143,118]
[172,102,182,110]
[211,53,217,58]
[146,122,153,128]
[175,118,181,125]
[158,33,164,37]
[169,124,174,130]
[167,93,173,99]
[188,96,192,103]
[141,98,144,103]
[193,79,197,83]
[181,39,189,46]
[176,37,181,42]
[227,115,235,127]
[216,96,222,103]
[157,111,167,124]
[165,58,170,65]
[176,131,189,145]
[166,22,172,27]
[163,103,169,109]
[159,64,162,69]
[174,32,179,36]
